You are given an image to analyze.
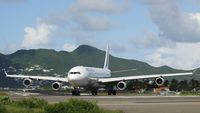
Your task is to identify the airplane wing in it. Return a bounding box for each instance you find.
[4,71,68,82]
[98,72,193,83]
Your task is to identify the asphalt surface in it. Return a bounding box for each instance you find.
[8,90,200,113]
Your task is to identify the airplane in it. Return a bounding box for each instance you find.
[4,45,193,95]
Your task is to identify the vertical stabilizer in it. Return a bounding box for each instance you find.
[103,45,109,69]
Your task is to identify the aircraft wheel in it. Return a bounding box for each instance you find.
[107,89,116,95]
[112,90,116,95]
[72,89,80,96]
[107,90,112,95]
[91,90,98,95]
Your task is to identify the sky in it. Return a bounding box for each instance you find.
[0,0,200,70]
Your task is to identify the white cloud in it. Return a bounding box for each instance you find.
[132,31,165,49]
[71,0,128,13]
[69,0,128,32]
[189,13,200,24]
[34,0,129,47]
[21,20,57,49]
[138,0,200,70]
[70,31,95,45]
[143,0,200,43]
[0,44,21,54]
[111,44,127,54]
[146,42,200,70]
[39,11,70,26]
[72,13,112,31]
[62,43,77,52]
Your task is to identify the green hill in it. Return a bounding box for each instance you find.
[0,45,196,87]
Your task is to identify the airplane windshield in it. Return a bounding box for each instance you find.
[70,72,81,74]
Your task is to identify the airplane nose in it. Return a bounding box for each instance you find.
[68,74,76,81]
[68,74,80,86]
[68,73,87,87]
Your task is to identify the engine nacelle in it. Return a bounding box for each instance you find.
[23,79,32,87]
[52,82,62,90]
[155,77,165,86]
[117,81,127,90]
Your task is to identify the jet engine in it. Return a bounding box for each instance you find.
[117,81,127,90]
[23,78,32,87]
[52,82,62,90]
[155,77,165,86]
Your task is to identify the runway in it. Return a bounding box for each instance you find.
[8,91,200,113]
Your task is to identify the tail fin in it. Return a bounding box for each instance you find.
[103,45,109,69]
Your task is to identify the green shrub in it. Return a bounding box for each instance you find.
[45,99,101,113]
[0,96,11,104]
[15,97,48,109]
[0,97,121,113]
[0,104,7,113]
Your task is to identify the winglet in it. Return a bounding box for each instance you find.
[103,44,109,69]
[2,69,8,76]
[192,68,199,75]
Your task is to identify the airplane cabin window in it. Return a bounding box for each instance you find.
[70,72,81,74]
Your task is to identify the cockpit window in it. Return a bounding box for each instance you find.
[70,72,81,74]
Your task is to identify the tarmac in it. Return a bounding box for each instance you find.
[7,90,200,113]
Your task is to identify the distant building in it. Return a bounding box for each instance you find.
[154,86,170,94]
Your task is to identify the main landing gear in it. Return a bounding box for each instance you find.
[107,89,116,95]
[107,86,117,95]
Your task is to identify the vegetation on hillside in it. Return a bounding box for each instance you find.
[1,45,187,75]
[0,45,199,88]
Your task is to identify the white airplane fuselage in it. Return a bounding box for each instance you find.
[67,66,111,88]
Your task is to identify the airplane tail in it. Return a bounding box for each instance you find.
[103,45,109,69]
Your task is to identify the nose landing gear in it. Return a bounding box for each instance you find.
[71,87,80,95]
[91,89,98,95]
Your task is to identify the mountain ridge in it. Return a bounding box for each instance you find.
[0,45,195,88]
[1,45,189,73]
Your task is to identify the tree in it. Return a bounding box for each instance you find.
[177,80,189,91]
[169,79,179,91]
[189,79,199,91]
[163,80,169,87]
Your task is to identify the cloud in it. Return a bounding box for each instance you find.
[132,31,166,49]
[21,19,57,49]
[19,0,128,52]
[110,44,127,54]
[69,31,95,45]
[62,43,77,52]
[69,0,129,32]
[0,44,21,54]
[70,0,129,14]
[142,0,200,43]
[146,42,200,70]
[39,11,70,26]
[72,13,112,31]
[35,0,129,48]
[138,0,200,70]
